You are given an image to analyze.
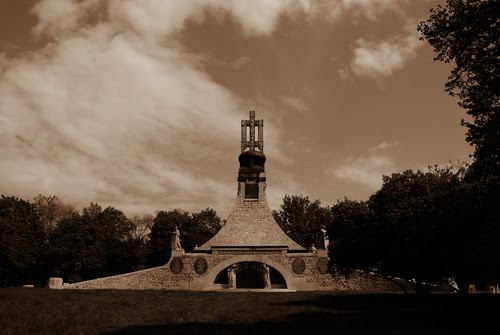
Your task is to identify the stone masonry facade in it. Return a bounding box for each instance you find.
[65,111,400,291]
[66,251,400,291]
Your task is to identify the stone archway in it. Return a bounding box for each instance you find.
[213,261,287,289]
[203,255,294,290]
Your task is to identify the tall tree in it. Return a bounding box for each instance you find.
[418,0,499,182]
[94,206,135,275]
[33,194,76,233]
[419,0,500,292]
[147,208,222,266]
[273,195,332,249]
[329,198,378,272]
[147,209,191,267]
[186,208,222,251]
[0,195,46,286]
[128,214,154,270]
[48,203,135,282]
[48,213,89,283]
[369,167,471,294]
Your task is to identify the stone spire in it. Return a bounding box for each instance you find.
[197,111,304,252]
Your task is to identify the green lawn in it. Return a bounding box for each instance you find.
[1,289,499,334]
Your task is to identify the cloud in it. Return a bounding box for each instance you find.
[32,0,103,35]
[368,141,399,152]
[350,21,422,78]
[1,2,248,216]
[230,56,252,69]
[278,96,307,114]
[32,0,410,38]
[338,68,349,80]
[341,0,406,19]
[299,0,406,22]
[1,0,414,216]
[328,142,398,189]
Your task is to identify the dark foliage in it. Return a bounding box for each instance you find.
[148,209,191,267]
[418,0,499,182]
[47,203,135,283]
[418,0,500,292]
[32,194,76,234]
[329,199,377,271]
[147,208,222,267]
[0,195,46,287]
[273,195,332,249]
[328,167,491,294]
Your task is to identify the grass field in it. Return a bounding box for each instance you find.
[1,289,500,335]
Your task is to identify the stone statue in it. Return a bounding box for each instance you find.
[262,264,271,289]
[321,226,329,249]
[171,226,182,251]
[227,264,237,289]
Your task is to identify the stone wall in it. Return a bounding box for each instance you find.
[65,251,401,291]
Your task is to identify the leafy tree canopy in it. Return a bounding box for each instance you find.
[48,203,135,282]
[273,194,332,249]
[33,194,76,233]
[329,198,377,272]
[418,0,500,182]
[0,195,45,286]
[148,208,222,266]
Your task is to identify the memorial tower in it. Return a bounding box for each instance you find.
[196,111,304,253]
[66,112,397,292]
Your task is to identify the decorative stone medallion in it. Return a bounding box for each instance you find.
[317,258,329,274]
[292,258,306,274]
[194,257,208,275]
[169,258,183,274]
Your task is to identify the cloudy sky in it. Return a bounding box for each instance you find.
[0,0,471,218]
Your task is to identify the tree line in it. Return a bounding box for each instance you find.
[0,194,222,287]
[2,160,495,295]
[271,162,499,295]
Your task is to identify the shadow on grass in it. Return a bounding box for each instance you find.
[107,293,500,335]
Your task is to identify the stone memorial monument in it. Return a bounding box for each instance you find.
[65,111,398,291]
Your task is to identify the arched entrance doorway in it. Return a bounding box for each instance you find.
[213,262,287,289]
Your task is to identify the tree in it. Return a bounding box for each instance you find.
[147,209,191,267]
[48,203,135,282]
[186,208,222,251]
[418,0,499,182]
[0,195,46,286]
[93,206,135,275]
[147,208,222,266]
[368,167,471,294]
[33,194,76,233]
[128,214,154,270]
[273,195,332,249]
[329,199,378,272]
[47,213,88,283]
[419,1,500,291]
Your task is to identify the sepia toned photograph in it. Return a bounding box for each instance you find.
[0,0,498,334]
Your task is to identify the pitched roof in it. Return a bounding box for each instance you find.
[198,189,305,251]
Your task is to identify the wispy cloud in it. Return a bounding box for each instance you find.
[328,142,399,189]
[350,21,422,78]
[279,96,307,114]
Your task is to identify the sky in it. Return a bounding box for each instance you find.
[0,0,471,218]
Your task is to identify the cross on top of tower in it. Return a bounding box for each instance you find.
[241,111,263,153]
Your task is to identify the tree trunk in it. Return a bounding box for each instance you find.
[456,278,470,295]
